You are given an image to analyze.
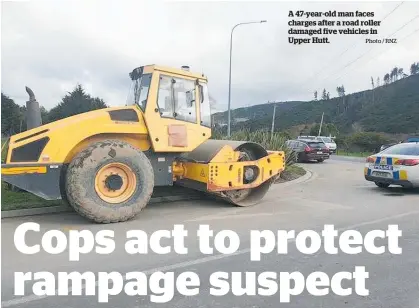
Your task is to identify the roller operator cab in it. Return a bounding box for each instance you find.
[2,64,285,223]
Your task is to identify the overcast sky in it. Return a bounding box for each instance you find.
[2,0,419,112]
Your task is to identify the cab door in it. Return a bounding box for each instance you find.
[143,71,211,153]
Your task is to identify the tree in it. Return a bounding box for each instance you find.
[398,68,404,78]
[47,85,108,122]
[411,62,419,75]
[336,85,345,97]
[40,106,49,124]
[384,73,390,84]
[314,90,318,101]
[326,91,330,100]
[321,89,327,100]
[1,93,24,136]
[376,77,380,87]
[390,67,398,82]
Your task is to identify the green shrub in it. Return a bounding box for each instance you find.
[1,137,9,163]
[212,129,296,166]
[346,132,391,152]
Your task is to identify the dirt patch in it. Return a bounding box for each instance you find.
[275,165,306,183]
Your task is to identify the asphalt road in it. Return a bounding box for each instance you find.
[2,158,419,308]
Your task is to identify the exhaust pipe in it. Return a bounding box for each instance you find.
[25,86,42,130]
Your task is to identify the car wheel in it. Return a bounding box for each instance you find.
[297,153,303,163]
[317,159,324,163]
[375,182,390,188]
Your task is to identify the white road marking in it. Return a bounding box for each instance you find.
[186,211,286,222]
[3,209,419,307]
[297,199,353,210]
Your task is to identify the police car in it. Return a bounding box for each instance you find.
[379,136,419,152]
[365,142,419,188]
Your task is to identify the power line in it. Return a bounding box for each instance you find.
[334,26,419,81]
[309,12,419,91]
[299,1,405,86]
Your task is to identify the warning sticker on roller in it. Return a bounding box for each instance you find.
[200,169,205,177]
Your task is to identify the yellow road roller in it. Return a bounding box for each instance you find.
[1,64,285,223]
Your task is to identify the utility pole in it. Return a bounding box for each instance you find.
[271,103,277,139]
[372,85,375,105]
[318,112,324,136]
[227,20,267,137]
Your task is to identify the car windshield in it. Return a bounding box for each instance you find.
[308,142,326,148]
[380,143,419,156]
[322,137,332,143]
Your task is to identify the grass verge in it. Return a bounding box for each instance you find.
[1,182,65,211]
[336,150,371,158]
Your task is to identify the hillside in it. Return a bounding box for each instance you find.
[214,74,419,135]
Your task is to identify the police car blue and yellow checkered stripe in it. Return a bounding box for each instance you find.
[394,170,408,180]
[373,156,399,166]
[368,156,408,180]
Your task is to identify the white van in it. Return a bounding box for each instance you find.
[316,136,337,153]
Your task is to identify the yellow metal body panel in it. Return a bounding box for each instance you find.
[1,166,47,175]
[154,65,208,81]
[207,152,285,191]
[5,106,149,164]
[177,146,286,191]
[209,145,240,163]
[64,133,150,164]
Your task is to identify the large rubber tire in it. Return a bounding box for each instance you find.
[65,140,154,223]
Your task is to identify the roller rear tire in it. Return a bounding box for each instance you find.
[65,140,154,223]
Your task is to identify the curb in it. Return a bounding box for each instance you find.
[277,168,313,188]
[1,205,72,218]
[1,194,203,219]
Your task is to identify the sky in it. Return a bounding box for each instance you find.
[1,0,419,113]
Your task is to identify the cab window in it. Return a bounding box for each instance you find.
[127,73,152,111]
[157,75,197,123]
[199,82,211,127]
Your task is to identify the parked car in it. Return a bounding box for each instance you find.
[286,139,330,163]
[316,136,337,154]
[365,142,419,188]
[298,135,337,153]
